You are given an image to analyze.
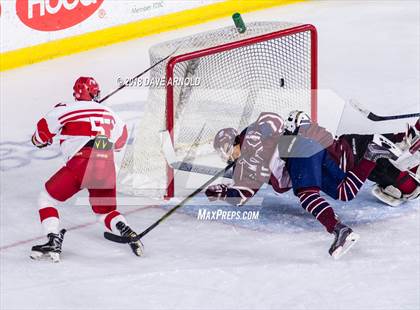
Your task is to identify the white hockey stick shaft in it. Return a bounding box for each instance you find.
[160,130,234,178]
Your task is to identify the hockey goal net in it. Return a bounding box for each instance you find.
[119,21,317,198]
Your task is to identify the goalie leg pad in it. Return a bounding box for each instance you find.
[372,184,404,207]
[403,186,420,201]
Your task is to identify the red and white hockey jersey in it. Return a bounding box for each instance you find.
[33,101,128,161]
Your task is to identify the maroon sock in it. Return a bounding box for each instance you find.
[317,207,339,233]
[298,188,338,233]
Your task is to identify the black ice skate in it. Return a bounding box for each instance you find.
[30,229,66,263]
[329,223,360,259]
[116,222,144,257]
[364,134,401,162]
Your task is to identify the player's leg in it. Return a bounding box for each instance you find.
[288,145,365,259]
[89,187,121,232]
[31,165,81,262]
[89,187,144,257]
[339,130,406,163]
[335,133,406,202]
[341,132,419,205]
[287,149,359,259]
[335,156,376,201]
[371,163,419,206]
[296,187,339,233]
[372,119,420,205]
[287,149,340,232]
[37,191,60,235]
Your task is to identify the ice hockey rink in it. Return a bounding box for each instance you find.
[1,1,419,309]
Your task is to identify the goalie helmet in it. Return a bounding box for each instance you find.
[73,77,101,102]
[213,128,239,161]
[284,110,311,134]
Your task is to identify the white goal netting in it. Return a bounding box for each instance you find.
[119,21,316,197]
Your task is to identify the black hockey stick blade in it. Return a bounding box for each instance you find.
[349,99,420,121]
[104,232,129,243]
[366,112,420,121]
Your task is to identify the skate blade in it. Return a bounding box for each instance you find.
[130,242,145,257]
[332,232,360,260]
[30,251,61,263]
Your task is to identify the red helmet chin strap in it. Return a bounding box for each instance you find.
[92,91,101,102]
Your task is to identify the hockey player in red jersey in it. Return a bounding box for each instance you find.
[30,77,143,262]
[206,111,418,258]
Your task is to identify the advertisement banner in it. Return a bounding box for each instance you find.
[1,0,223,52]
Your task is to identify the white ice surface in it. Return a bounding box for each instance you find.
[1,1,419,309]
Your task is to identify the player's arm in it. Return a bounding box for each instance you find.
[207,115,282,206]
[255,112,284,138]
[32,104,65,148]
[206,149,265,206]
[112,113,128,152]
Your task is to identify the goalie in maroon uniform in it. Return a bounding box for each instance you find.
[30,77,143,262]
[206,111,419,258]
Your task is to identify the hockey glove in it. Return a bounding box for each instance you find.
[205,184,229,201]
[206,184,255,206]
[31,134,51,148]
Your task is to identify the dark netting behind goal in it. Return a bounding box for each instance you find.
[119,22,317,198]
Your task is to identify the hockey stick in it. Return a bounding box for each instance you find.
[349,100,420,121]
[104,160,236,243]
[98,46,181,103]
[170,161,234,178]
[160,130,234,178]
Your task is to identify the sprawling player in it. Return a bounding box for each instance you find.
[30,77,143,262]
[280,112,419,207]
[206,111,419,258]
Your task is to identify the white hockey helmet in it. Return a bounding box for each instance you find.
[284,110,311,134]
